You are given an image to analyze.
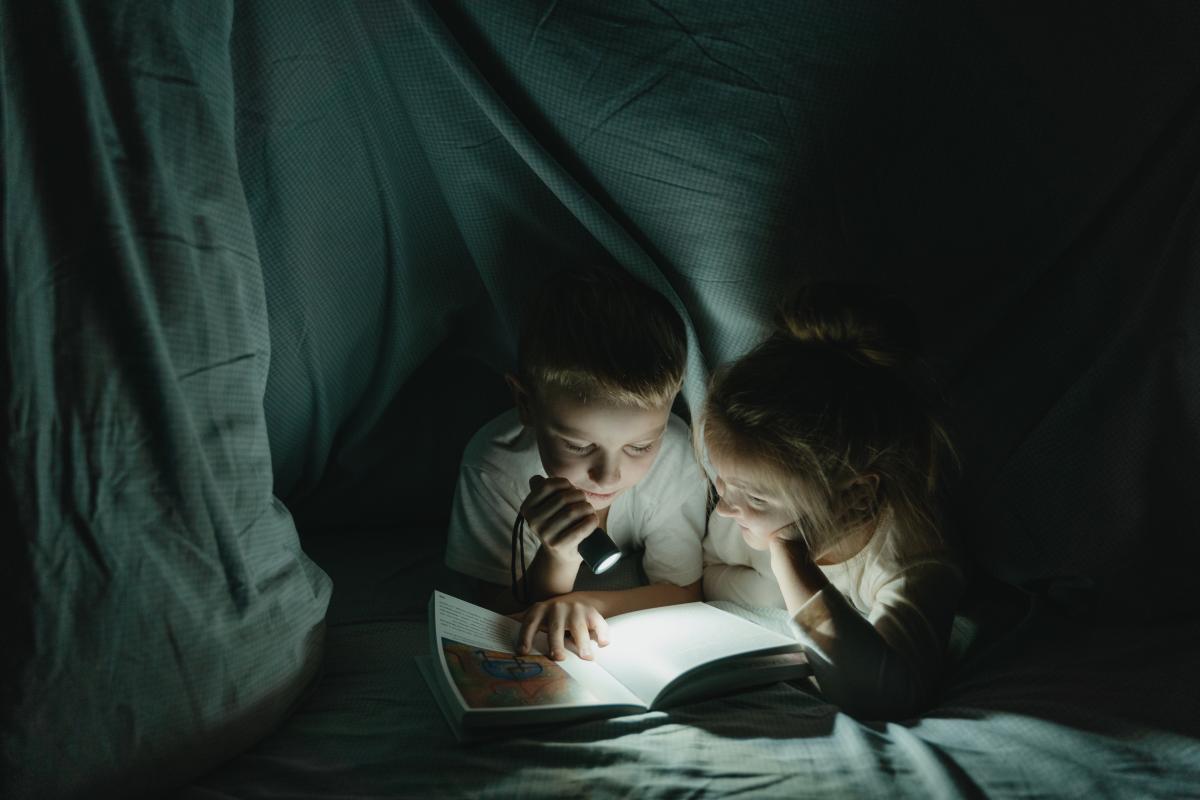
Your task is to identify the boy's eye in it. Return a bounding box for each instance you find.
[562,440,594,455]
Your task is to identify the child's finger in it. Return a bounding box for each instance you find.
[544,503,598,547]
[519,489,568,529]
[524,476,573,511]
[522,488,588,540]
[517,603,547,655]
[570,511,600,543]
[588,608,611,647]
[547,603,570,661]
[528,474,570,495]
[569,607,592,659]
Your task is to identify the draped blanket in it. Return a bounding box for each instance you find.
[3,1,1199,797]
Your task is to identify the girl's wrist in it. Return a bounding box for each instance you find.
[768,536,829,603]
[768,534,809,568]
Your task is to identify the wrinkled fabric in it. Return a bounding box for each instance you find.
[5,0,1200,797]
[2,3,330,798]
[184,602,1200,800]
[243,0,1200,612]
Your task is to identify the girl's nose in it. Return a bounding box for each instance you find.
[714,497,737,517]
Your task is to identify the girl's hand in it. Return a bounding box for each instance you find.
[520,476,599,564]
[515,595,611,661]
[767,522,808,549]
[767,528,830,614]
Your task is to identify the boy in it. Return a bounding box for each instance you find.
[444,266,706,662]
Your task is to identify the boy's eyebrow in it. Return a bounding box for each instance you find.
[553,423,668,443]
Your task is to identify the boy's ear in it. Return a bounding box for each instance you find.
[505,373,533,427]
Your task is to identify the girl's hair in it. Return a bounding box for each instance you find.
[700,282,956,560]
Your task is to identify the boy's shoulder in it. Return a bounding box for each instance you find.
[634,412,704,495]
[460,408,538,477]
[658,412,696,458]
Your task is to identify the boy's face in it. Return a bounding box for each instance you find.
[515,382,671,512]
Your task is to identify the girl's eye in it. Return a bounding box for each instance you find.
[747,495,767,507]
[624,443,654,455]
[562,441,594,455]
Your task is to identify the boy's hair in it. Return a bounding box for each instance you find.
[700,282,956,559]
[518,265,687,409]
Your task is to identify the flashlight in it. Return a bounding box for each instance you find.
[578,527,622,574]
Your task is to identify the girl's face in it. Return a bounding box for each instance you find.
[709,453,800,551]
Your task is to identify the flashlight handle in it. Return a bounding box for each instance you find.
[579,527,610,553]
[578,527,621,574]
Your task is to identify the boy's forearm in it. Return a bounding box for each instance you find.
[523,546,583,600]
[568,579,702,618]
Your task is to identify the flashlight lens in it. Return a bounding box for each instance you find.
[578,528,622,575]
[595,552,621,574]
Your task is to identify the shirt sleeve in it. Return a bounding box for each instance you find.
[702,510,752,567]
[703,564,785,608]
[702,513,785,607]
[444,464,531,589]
[637,462,707,587]
[788,559,963,718]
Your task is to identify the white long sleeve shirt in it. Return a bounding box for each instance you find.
[703,509,963,717]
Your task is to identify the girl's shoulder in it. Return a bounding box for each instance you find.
[857,511,964,601]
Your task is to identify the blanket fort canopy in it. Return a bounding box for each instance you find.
[3,1,1199,798]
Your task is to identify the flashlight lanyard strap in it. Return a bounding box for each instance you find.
[510,511,528,605]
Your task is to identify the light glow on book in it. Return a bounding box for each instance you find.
[596,608,729,695]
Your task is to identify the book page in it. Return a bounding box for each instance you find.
[431,592,644,712]
[593,602,800,705]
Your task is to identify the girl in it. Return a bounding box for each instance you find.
[699,283,964,718]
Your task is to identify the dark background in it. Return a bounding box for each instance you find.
[4,1,1199,796]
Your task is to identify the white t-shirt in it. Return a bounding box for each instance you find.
[446,409,707,592]
[703,508,963,716]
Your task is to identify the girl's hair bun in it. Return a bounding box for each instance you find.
[774,282,921,370]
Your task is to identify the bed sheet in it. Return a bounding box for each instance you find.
[181,542,1200,800]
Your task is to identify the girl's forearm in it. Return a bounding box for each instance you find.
[768,538,830,616]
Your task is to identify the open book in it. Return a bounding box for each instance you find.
[419,591,810,741]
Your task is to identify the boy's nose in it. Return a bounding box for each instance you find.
[589,457,620,490]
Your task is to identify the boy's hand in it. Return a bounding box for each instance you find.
[520,476,599,564]
[516,595,611,661]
